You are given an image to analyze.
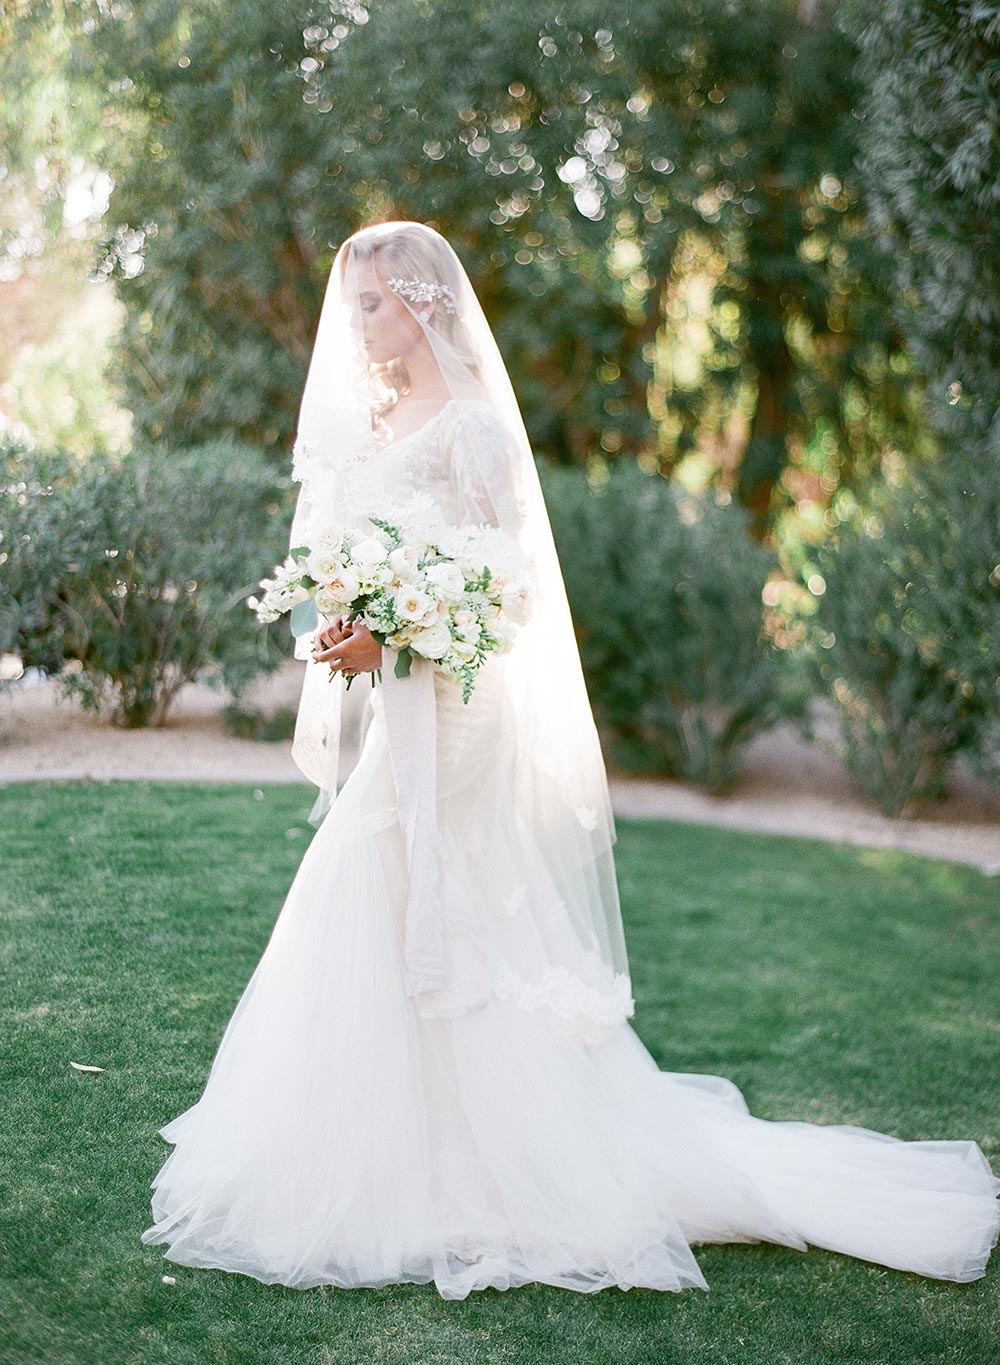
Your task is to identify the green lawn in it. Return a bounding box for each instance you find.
[1,780,997,1365]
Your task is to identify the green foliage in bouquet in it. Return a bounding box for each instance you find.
[1,440,292,726]
[259,514,516,704]
[542,460,798,790]
[808,446,1000,817]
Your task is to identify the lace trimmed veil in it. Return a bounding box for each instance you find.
[285,220,633,1036]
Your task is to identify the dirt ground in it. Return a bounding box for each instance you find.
[2,659,999,873]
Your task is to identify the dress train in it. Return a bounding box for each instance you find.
[141,681,1000,1297]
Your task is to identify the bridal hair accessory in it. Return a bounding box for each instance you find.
[387,276,458,314]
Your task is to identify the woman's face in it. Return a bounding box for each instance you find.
[350,255,427,365]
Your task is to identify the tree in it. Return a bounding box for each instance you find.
[852,0,1000,435]
[78,0,921,535]
[808,0,1000,809]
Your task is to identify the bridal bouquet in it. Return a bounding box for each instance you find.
[249,514,531,702]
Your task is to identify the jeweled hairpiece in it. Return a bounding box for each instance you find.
[386,276,457,315]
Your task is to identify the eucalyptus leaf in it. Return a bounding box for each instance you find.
[290,597,319,638]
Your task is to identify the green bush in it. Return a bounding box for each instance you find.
[808,442,1000,816]
[0,440,293,726]
[541,460,799,791]
[0,438,83,674]
[221,701,298,743]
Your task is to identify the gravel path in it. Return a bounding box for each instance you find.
[3,660,999,873]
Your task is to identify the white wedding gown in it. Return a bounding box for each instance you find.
[141,403,1000,1297]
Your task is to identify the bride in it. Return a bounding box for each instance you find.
[140,220,1000,1297]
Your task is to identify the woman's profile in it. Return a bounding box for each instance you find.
[140,220,1000,1297]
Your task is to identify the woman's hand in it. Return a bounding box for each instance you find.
[311,614,383,677]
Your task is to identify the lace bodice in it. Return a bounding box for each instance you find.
[339,398,525,535]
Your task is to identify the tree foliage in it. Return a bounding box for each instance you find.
[808,0,1000,809]
[73,0,922,532]
[853,0,1000,433]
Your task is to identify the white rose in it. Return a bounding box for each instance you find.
[450,637,478,663]
[458,552,488,577]
[277,583,310,607]
[491,617,518,652]
[388,544,422,579]
[395,586,436,622]
[500,583,531,625]
[350,537,389,568]
[409,619,452,660]
[315,583,353,614]
[312,524,344,553]
[320,567,360,604]
[306,549,345,582]
[453,608,482,643]
[424,560,466,603]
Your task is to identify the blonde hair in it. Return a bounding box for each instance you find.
[345,223,482,419]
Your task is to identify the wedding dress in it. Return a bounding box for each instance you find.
[140,223,1000,1297]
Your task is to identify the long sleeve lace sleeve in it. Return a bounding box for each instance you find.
[446,401,527,534]
[438,400,535,652]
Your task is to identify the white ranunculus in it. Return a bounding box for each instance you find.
[409,619,452,660]
[395,586,436,622]
[350,536,389,568]
[424,560,466,603]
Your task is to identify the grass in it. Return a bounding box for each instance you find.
[1,778,997,1365]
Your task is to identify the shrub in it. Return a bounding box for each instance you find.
[221,702,297,743]
[808,442,1000,816]
[1,440,293,726]
[0,438,83,675]
[541,459,798,791]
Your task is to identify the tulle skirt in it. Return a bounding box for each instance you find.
[140,692,1000,1297]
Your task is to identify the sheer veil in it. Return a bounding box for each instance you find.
[141,218,1000,1296]
[286,220,633,1035]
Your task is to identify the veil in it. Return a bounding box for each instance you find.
[286,220,633,1035]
